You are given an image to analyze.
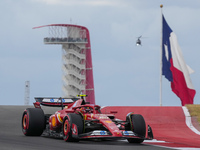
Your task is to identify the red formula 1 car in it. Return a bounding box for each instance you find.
[22,96,153,143]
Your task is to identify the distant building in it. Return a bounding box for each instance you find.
[34,24,95,104]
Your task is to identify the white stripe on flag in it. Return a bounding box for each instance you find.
[169,32,195,90]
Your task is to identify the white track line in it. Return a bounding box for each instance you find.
[144,139,168,143]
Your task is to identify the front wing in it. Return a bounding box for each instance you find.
[74,130,152,140]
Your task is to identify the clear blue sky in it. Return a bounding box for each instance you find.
[0,0,200,106]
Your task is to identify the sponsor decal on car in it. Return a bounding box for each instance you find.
[123,131,129,135]
[122,131,135,136]
[105,120,112,123]
[91,130,108,136]
[51,116,57,127]
[57,113,63,123]
[94,114,109,119]
[100,131,106,135]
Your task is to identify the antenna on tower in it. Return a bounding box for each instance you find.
[24,81,30,105]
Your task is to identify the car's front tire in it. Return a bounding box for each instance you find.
[126,114,146,143]
[63,113,83,142]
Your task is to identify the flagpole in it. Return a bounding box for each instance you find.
[160,4,163,106]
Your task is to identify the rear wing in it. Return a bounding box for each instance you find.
[34,97,79,108]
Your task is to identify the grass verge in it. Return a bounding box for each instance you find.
[186,104,200,125]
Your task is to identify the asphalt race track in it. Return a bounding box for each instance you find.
[0,106,173,150]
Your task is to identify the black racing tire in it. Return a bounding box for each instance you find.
[127,114,146,143]
[62,113,83,142]
[22,108,45,136]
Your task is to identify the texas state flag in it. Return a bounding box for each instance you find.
[162,15,196,106]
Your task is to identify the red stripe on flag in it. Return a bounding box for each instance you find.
[170,59,196,106]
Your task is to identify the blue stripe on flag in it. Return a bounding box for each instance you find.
[162,15,173,82]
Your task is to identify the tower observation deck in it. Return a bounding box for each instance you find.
[33,24,95,104]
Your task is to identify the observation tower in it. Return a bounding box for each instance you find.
[33,24,95,104]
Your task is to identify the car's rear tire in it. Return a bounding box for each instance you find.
[22,108,45,136]
[126,114,146,143]
[63,113,83,142]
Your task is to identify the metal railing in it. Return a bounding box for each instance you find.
[44,37,88,43]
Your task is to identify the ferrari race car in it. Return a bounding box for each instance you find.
[22,96,153,143]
